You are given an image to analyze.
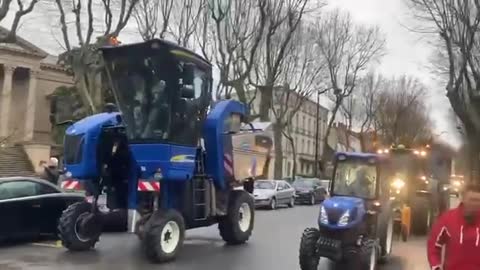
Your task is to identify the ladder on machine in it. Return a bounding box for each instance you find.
[193,150,210,221]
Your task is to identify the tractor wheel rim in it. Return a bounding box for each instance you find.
[238,202,252,232]
[385,218,393,255]
[74,212,92,243]
[161,221,180,254]
[369,246,376,270]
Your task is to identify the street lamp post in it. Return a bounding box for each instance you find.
[314,90,320,177]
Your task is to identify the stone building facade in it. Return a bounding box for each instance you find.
[0,27,73,174]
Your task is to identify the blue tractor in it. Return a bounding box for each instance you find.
[298,152,394,270]
[55,39,257,263]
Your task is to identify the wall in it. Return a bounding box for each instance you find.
[34,68,73,143]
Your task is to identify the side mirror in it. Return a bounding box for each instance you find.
[181,86,195,99]
[182,63,195,85]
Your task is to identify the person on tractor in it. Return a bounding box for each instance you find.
[348,167,373,198]
[427,182,480,270]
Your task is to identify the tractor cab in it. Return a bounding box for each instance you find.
[319,152,386,230]
[101,39,212,146]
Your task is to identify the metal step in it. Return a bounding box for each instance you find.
[193,177,209,221]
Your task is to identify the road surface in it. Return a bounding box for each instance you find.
[0,205,429,270]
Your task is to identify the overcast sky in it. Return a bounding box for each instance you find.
[327,0,462,148]
[5,0,463,148]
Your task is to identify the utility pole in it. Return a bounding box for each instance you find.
[314,90,320,177]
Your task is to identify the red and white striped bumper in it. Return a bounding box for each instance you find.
[224,153,234,176]
[61,179,82,190]
[137,180,160,192]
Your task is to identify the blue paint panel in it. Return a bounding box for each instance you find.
[203,100,246,190]
[129,144,196,181]
[319,196,366,230]
[64,112,121,179]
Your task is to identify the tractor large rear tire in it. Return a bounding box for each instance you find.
[299,228,320,270]
[411,197,431,236]
[142,209,186,263]
[218,190,255,245]
[58,201,102,251]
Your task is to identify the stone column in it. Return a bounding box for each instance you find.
[0,65,15,138]
[24,69,38,141]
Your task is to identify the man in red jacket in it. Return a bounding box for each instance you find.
[427,182,480,270]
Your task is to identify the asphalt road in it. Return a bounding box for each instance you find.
[0,205,429,270]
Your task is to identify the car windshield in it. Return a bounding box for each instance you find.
[254,181,275,189]
[333,158,378,199]
[292,179,314,188]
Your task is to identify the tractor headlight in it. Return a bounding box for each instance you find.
[338,210,350,226]
[320,206,328,224]
[391,179,405,189]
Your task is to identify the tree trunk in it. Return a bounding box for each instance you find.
[322,101,341,160]
[259,87,273,121]
[359,133,366,152]
[273,123,284,179]
[289,137,297,179]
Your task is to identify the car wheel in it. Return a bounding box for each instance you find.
[218,191,255,245]
[143,209,185,263]
[269,197,277,210]
[288,197,295,208]
[309,194,315,205]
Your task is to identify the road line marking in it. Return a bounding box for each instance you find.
[30,241,63,248]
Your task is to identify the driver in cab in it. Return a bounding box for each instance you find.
[349,168,372,198]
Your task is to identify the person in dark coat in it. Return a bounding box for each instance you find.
[40,158,59,185]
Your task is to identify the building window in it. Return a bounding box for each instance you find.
[287,161,291,176]
[302,116,306,131]
[301,138,305,153]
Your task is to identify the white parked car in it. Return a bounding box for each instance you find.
[253,180,296,210]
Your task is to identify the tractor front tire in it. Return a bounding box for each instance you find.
[378,214,394,263]
[58,201,102,251]
[299,228,320,270]
[218,190,255,245]
[142,209,186,263]
[362,240,378,270]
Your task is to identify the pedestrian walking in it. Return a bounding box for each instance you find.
[40,157,60,185]
[427,182,480,270]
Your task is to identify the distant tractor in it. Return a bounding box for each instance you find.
[53,39,269,263]
[377,144,450,241]
[299,152,394,270]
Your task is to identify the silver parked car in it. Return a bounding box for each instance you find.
[253,180,296,210]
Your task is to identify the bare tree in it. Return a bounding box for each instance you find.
[314,9,385,159]
[53,0,139,114]
[407,0,480,182]
[0,0,40,42]
[374,75,431,147]
[353,71,385,151]
[204,0,267,106]
[249,0,312,122]
[269,25,325,179]
[133,0,206,49]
